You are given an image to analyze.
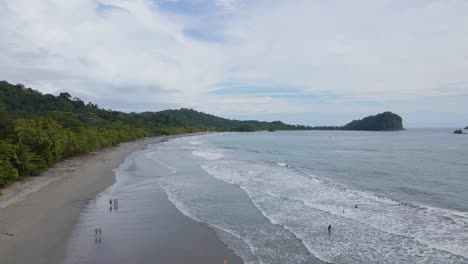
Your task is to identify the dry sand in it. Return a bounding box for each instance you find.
[0,136,242,264]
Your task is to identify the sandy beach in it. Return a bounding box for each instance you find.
[0,135,242,264]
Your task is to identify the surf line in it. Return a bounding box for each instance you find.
[147,153,177,174]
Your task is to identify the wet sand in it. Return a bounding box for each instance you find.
[0,135,242,264]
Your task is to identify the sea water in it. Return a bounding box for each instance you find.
[151,130,468,264]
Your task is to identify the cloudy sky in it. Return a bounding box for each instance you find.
[1,0,467,127]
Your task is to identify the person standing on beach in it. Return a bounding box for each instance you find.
[109,198,112,205]
[95,228,102,244]
[328,224,332,234]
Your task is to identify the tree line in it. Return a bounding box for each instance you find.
[0,109,150,186]
[0,81,310,187]
[0,80,403,188]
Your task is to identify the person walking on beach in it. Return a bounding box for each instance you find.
[109,198,113,205]
[95,228,102,244]
[328,224,332,235]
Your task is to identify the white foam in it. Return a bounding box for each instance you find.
[201,160,468,263]
[192,150,224,160]
[156,147,313,263]
[158,133,468,263]
[145,151,177,174]
[158,178,265,264]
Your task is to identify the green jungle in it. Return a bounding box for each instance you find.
[0,80,402,188]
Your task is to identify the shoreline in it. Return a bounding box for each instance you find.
[0,133,242,264]
[0,137,162,264]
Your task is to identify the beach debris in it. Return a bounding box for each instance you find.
[1,232,14,236]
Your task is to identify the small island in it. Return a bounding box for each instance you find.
[227,111,405,132]
[453,129,466,134]
[465,126,468,130]
[342,111,404,131]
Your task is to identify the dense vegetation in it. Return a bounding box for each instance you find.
[158,109,312,131]
[0,81,156,186]
[0,80,404,188]
[342,112,403,131]
[0,81,310,187]
[232,124,256,132]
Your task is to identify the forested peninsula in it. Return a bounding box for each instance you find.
[0,80,403,187]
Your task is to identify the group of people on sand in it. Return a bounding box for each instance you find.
[109,197,118,210]
[94,197,119,241]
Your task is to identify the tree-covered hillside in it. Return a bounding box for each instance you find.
[0,80,404,188]
[343,111,403,131]
[0,80,309,187]
[0,81,154,186]
[158,108,312,131]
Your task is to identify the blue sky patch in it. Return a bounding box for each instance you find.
[154,0,218,15]
[183,27,225,42]
[95,3,127,14]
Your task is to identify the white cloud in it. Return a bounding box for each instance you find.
[0,0,467,126]
[215,0,241,11]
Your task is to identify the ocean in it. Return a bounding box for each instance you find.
[67,129,468,264]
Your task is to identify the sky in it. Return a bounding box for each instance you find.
[0,0,467,127]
